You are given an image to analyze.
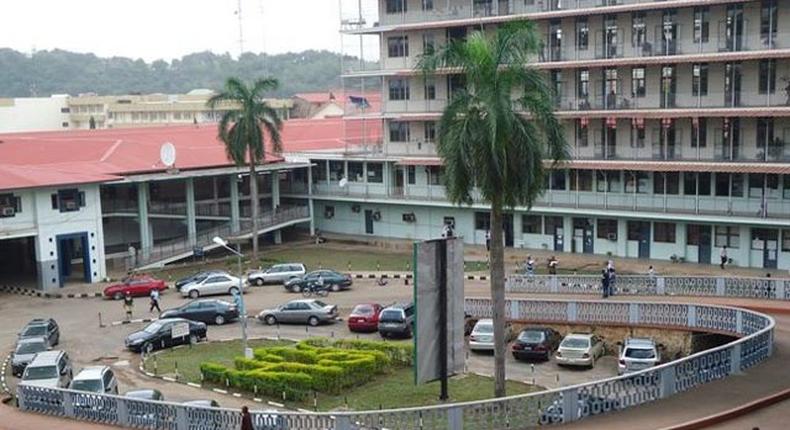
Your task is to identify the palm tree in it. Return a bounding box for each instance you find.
[419,22,568,397]
[208,77,283,261]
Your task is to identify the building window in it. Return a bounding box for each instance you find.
[385,0,406,13]
[576,18,589,50]
[424,121,436,142]
[691,118,707,147]
[421,0,434,11]
[570,170,593,191]
[630,123,645,148]
[389,122,410,142]
[597,219,618,240]
[426,166,443,185]
[782,230,790,251]
[684,172,711,195]
[631,67,645,97]
[784,175,790,199]
[544,216,563,235]
[424,79,436,100]
[653,172,679,195]
[312,162,327,182]
[693,7,709,43]
[692,63,708,96]
[387,36,409,58]
[51,189,85,212]
[759,60,776,94]
[522,215,541,234]
[422,33,436,55]
[624,171,649,193]
[749,173,779,198]
[576,120,589,147]
[388,78,410,100]
[407,166,416,184]
[596,171,621,192]
[751,228,778,250]
[715,226,740,248]
[548,170,566,190]
[61,122,69,128]
[329,160,344,181]
[475,212,491,230]
[577,69,590,99]
[348,162,364,182]
[631,12,646,48]
[687,225,702,246]
[627,221,646,241]
[0,193,21,217]
[761,0,778,46]
[367,163,383,183]
[654,222,676,243]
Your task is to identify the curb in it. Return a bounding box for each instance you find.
[1,353,11,395]
[111,318,159,327]
[350,273,489,281]
[660,387,790,430]
[0,285,103,300]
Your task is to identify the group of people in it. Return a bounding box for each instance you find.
[601,260,616,298]
[122,288,162,321]
[521,255,560,276]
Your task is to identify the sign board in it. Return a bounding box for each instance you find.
[171,322,190,340]
[414,237,465,385]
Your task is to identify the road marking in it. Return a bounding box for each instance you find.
[162,377,177,382]
[267,401,284,408]
[213,388,228,394]
[186,382,202,388]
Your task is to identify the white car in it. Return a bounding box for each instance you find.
[618,338,661,374]
[468,319,513,352]
[20,350,72,388]
[247,263,306,286]
[180,272,243,298]
[70,366,119,395]
[555,333,605,368]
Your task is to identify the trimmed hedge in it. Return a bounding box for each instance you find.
[199,362,227,382]
[331,339,413,366]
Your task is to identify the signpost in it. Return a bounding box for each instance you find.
[414,237,465,399]
[171,322,190,340]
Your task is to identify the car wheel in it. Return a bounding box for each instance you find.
[229,287,240,296]
[113,292,123,300]
[189,334,198,345]
[189,290,199,299]
[214,315,226,325]
[264,315,277,326]
[143,343,154,354]
[308,316,320,327]
[331,284,340,292]
[291,285,302,293]
[255,278,264,286]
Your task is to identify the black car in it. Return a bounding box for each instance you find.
[160,299,239,325]
[284,270,353,293]
[19,318,60,346]
[174,271,225,289]
[125,318,207,354]
[512,327,562,361]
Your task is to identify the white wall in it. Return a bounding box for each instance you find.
[0,96,70,132]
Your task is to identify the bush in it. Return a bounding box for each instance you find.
[331,339,413,366]
[199,362,227,383]
[255,347,317,364]
[227,369,312,401]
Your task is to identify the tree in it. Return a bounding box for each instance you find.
[419,22,568,397]
[208,78,283,260]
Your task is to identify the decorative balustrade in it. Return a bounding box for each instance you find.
[17,297,774,429]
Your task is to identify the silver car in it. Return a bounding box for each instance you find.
[21,350,72,388]
[258,299,338,326]
[247,263,306,286]
[12,337,50,376]
[555,333,605,368]
[180,272,243,298]
[618,338,661,374]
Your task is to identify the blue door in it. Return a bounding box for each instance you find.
[56,233,91,287]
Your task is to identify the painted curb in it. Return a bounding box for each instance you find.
[1,353,11,394]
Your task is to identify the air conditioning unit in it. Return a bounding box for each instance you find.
[0,207,15,217]
[607,233,617,241]
[372,211,382,221]
[351,204,361,213]
[402,213,416,223]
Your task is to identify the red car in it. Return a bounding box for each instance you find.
[347,303,383,332]
[104,275,167,300]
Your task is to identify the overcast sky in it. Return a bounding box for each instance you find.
[0,0,354,61]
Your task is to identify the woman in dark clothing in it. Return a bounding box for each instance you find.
[241,406,253,430]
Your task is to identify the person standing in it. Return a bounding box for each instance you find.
[720,246,728,270]
[648,265,655,280]
[525,255,535,278]
[149,288,161,314]
[548,256,558,275]
[485,230,491,252]
[240,406,253,430]
[123,292,134,321]
[601,268,611,299]
[607,260,616,295]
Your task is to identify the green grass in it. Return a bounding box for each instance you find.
[257,247,412,272]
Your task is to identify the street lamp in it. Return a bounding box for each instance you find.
[212,236,252,358]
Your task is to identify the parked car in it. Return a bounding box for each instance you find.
[160,299,239,325]
[258,299,338,326]
[125,318,207,354]
[618,338,662,375]
[11,337,50,376]
[512,327,561,362]
[125,389,164,401]
[179,272,243,299]
[174,270,225,289]
[555,333,605,368]
[69,366,118,395]
[469,319,514,352]
[184,400,220,408]
[347,303,383,333]
[20,350,72,389]
[247,263,306,286]
[284,270,352,293]
[18,318,60,346]
[377,303,415,339]
[104,275,167,300]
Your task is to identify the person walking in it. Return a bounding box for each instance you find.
[601,268,611,299]
[648,265,655,280]
[547,256,558,275]
[720,246,728,270]
[149,288,161,314]
[240,406,253,430]
[607,260,616,295]
[123,292,134,321]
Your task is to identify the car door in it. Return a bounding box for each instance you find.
[204,276,225,295]
[278,303,297,323]
[157,322,173,348]
[196,302,216,323]
[295,302,312,323]
[58,354,71,387]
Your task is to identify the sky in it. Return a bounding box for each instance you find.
[0,0,362,62]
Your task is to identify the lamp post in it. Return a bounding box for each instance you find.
[212,236,252,358]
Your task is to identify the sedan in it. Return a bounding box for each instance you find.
[284,270,352,293]
[104,275,167,300]
[469,319,513,352]
[179,272,243,299]
[347,303,383,333]
[555,333,605,368]
[247,263,306,286]
[258,299,338,327]
[512,327,561,362]
[160,299,239,325]
[174,270,225,289]
[125,318,207,354]
[12,337,50,376]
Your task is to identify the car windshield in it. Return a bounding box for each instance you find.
[312,301,328,308]
[22,326,47,336]
[518,331,545,342]
[16,342,47,355]
[474,323,493,334]
[143,322,164,334]
[25,365,58,380]
[352,305,374,315]
[71,379,102,392]
[561,338,590,348]
[379,310,403,323]
[625,347,656,359]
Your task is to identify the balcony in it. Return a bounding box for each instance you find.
[554,90,790,113]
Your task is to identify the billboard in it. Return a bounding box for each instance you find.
[414,237,465,386]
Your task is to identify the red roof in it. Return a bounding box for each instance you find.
[0,117,380,191]
[294,91,382,112]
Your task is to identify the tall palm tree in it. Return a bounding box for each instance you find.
[419,22,568,397]
[208,77,283,261]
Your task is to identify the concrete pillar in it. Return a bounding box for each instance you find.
[137,182,152,258]
[513,213,523,248]
[307,166,315,236]
[185,178,197,246]
[739,225,751,268]
[272,171,282,244]
[617,219,628,258]
[562,216,573,253]
[677,223,687,260]
[230,174,240,233]
[383,162,390,196]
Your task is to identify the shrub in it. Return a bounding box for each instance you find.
[199,362,227,383]
[331,339,413,366]
[227,369,312,401]
[255,347,317,364]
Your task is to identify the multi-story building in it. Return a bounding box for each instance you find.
[0,95,71,132]
[291,0,790,270]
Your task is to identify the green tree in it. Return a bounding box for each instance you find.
[208,77,283,260]
[419,22,567,397]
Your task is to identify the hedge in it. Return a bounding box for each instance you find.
[227,369,312,401]
[199,362,227,382]
[331,339,413,366]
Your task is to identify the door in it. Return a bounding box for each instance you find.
[724,63,742,107]
[364,210,375,235]
[697,225,712,264]
[503,214,514,247]
[554,227,564,252]
[638,223,651,259]
[56,232,91,287]
[765,240,778,269]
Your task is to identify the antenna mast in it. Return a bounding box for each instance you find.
[237,0,244,57]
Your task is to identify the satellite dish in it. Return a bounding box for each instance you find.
[160,142,177,167]
[339,177,348,188]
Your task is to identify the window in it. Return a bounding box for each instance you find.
[51,189,84,212]
[385,0,406,13]
[387,36,409,58]
[692,63,708,96]
[684,172,711,195]
[389,122,410,142]
[570,170,593,191]
[424,121,436,142]
[329,161,344,181]
[426,166,443,185]
[544,216,563,235]
[596,171,621,192]
[630,123,645,148]
[654,222,676,243]
[687,224,702,246]
[522,215,541,234]
[761,0,778,46]
[576,18,589,50]
[388,78,410,100]
[577,69,590,99]
[624,171,649,193]
[312,162,327,182]
[715,173,745,197]
[715,226,739,248]
[367,163,383,183]
[548,170,566,190]
[653,172,680,195]
[60,107,70,113]
[751,228,778,250]
[784,175,790,199]
[782,230,790,251]
[475,212,491,230]
[693,7,709,43]
[407,166,416,184]
[576,120,589,147]
[597,219,618,240]
[759,60,776,94]
[749,173,779,198]
[61,122,69,128]
[631,12,646,48]
[347,162,364,182]
[421,0,433,11]
[627,221,647,241]
[422,33,436,55]
[424,79,436,100]
[0,193,21,217]
[631,68,645,97]
[691,117,707,148]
